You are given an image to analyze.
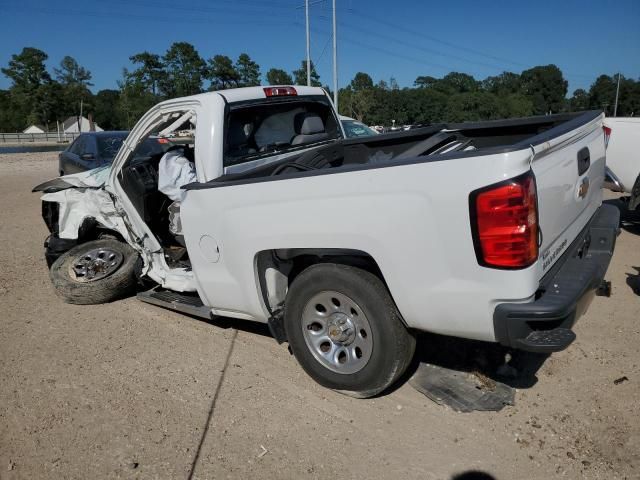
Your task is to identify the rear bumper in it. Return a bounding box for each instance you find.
[493,204,620,353]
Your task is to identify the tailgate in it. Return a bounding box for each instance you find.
[531,113,606,275]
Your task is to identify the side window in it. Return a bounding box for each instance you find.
[85,136,98,156]
[69,136,84,155]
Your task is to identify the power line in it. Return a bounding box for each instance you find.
[340,21,509,72]
[299,22,598,86]
[0,5,297,27]
[347,8,527,68]
[342,9,593,78]
[107,0,302,19]
[298,22,455,74]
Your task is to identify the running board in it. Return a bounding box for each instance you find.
[137,287,212,319]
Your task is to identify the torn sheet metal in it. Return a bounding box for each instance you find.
[409,362,515,412]
[41,187,125,240]
[39,172,197,293]
[32,166,111,193]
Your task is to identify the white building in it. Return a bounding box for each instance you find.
[23,125,46,134]
[62,116,103,133]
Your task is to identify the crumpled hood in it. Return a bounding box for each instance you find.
[32,165,111,193]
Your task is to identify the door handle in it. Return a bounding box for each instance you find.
[577,147,590,176]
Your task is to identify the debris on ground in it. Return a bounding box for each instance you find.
[409,362,515,412]
[613,376,629,385]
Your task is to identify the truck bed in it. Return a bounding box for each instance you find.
[190,111,602,187]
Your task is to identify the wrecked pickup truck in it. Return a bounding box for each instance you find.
[34,85,619,397]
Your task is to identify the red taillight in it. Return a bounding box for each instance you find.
[603,125,612,149]
[157,138,170,144]
[471,173,538,269]
[264,86,297,97]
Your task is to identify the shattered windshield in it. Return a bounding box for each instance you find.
[97,134,127,161]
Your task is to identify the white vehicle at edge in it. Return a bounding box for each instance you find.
[339,115,379,138]
[603,117,640,210]
[34,86,619,398]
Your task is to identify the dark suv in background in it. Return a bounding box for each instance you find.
[59,131,169,175]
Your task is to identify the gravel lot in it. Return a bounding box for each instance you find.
[0,152,638,480]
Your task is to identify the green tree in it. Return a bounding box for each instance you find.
[617,76,640,116]
[118,68,158,128]
[159,42,206,98]
[207,55,240,90]
[339,72,375,121]
[94,89,122,129]
[351,72,373,91]
[445,91,501,122]
[128,52,164,96]
[236,53,261,87]
[54,56,93,87]
[414,75,438,89]
[266,68,293,85]
[569,88,589,112]
[292,60,321,86]
[439,72,479,94]
[482,72,521,95]
[29,81,64,129]
[520,65,568,114]
[496,93,533,118]
[1,47,51,91]
[53,56,94,122]
[588,75,616,114]
[1,47,58,129]
[401,87,448,124]
[0,90,23,131]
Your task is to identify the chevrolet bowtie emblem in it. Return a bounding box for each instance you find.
[578,177,590,199]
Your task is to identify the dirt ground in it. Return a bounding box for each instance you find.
[0,152,638,480]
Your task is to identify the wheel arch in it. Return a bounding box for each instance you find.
[45,215,127,267]
[76,216,126,243]
[254,248,394,317]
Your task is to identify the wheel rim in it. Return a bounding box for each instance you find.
[69,247,124,283]
[301,290,373,374]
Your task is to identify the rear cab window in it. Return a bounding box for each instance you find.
[224,95,341,168]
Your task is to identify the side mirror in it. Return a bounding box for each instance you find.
[81,153,95,161]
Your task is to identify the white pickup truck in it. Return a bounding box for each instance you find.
[603,117,640,210]
[34,86,619,397]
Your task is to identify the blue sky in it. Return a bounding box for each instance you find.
[0,0,638,95]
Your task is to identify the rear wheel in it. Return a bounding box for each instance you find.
[284,263,415,398]
[49,239,138,305]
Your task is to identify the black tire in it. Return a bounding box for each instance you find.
[49,239,138,305]
[284,263,416,398]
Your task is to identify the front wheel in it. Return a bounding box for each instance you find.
[49,238,138,305]
[284,263,415,398]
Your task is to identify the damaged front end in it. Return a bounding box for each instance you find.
[40,201,77,267]
[33,167,134,267]
[33,167,197,293]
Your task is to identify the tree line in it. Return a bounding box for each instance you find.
[1,43,639,132]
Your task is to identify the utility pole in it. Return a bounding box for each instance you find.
[305,0,311,86]
[332,0,338,112]
[78,99,83,133]
[613,72,621,117]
